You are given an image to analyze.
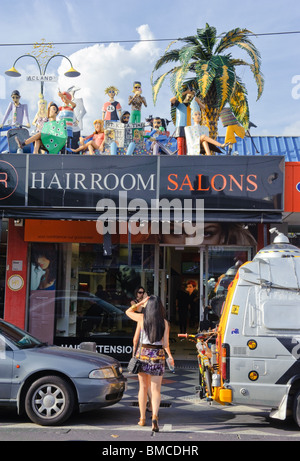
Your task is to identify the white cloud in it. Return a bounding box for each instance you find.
[0,24,169,134]
[282,120,300,137]
[51,24,164,134]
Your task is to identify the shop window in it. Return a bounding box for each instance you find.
[0,219,8,318]
[28,243,58,344]
[28,242,155,344]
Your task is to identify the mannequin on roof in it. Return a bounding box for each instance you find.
[128,81,147,123]
[67,86,86,150]
[185,110,228,155]
[0,90,30,128]
[32,94,48,133]
[102,86,122,122]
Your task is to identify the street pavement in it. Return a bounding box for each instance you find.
[1,366,300,442]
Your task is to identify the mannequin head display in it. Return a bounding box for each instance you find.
[59,91,72,106]
[120,111,130,124]
[105,85,119,101]
[132,81,142,95]
[93,119,104,134]
[47,102,59,120]
[192,110,201,125]
[11,90,21,106]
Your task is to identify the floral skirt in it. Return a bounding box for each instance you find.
[136,346,165,376]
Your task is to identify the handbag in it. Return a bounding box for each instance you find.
[127,356,141,374]
[128,338,142,374]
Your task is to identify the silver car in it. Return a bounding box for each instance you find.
[0,319,126,426]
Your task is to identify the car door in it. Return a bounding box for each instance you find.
[0,334,13,400]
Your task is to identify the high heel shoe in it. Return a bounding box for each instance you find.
[152,415,159,432]
[221,142,230,149]
[138,418,146,426]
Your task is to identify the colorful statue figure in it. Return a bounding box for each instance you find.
[0,90,30,128]
[220,106,245,155]
[70,119,105,155]
[170,89,202,155]
[185,110,227,155]
[57,90,76,152]
[32,94,48,133]
[120,111,130,124]
[128,81,147,123]
[68,86,87,150]
[102,86,122,122]
[147,117,172,155]
[16,102,67,154]
[124,129,148,156]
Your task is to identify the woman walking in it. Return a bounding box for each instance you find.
[126,295,174,432]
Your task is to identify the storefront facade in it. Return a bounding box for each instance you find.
[0,154,285,361]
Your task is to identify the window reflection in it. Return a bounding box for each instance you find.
[28,243,155,343]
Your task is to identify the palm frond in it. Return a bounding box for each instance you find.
[152,48,181,72]
[213,58,236,110]
[229,80,249,129]
[215,28,264,101]
[178,41,209,60]
[179,35,200,46]
[196,23,217,55]
[164,39,178,53]
[250,64,264,100]
[194,61,216,98]
[152,68,176,105]
[170,46,198,98]
[215,28,254,53]
[170,104,177,125]
[235,41,261,70]
[217,29,262,72]
[178,45,198,62]
[229,58,251,67]
[170,65,191,100]
[151,24,264,134]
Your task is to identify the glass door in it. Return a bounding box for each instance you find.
[158,245,253,333]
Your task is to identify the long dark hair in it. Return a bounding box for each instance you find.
[32,243,57,284]
[143,295,165,343]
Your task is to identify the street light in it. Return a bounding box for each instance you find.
[5,53,80,96]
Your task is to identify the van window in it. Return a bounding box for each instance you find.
[263,299,300,330]
[243,286,300,335]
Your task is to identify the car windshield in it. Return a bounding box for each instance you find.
[0,320,44,349]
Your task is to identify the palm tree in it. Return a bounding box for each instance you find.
[151,23,264,138]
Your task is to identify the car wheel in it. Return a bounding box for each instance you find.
[25,375,75,426]
[292,389,300,428]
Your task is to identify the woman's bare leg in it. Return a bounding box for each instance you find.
[24,132,41,146]
[138,373,150,422]
[33,139,42,154]
[71,144,88,153]
[200,135,228,156]
[201,139,212,155]
[150,375,163,418]
[87,140,101,155]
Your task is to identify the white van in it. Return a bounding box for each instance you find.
[205,230,300,427]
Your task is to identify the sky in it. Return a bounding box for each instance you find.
[0,0,300,137]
